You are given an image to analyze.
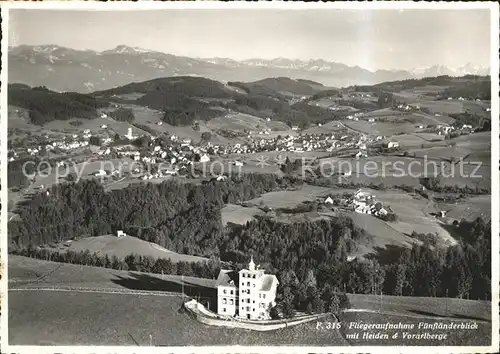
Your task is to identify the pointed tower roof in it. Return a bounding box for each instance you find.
[249,256,255,271]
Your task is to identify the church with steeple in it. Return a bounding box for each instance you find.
[215,257,279,320]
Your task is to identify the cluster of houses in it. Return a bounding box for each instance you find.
[425,124,474,136]
[323,189,390,218]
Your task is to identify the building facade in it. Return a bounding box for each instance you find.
[215,258,278,320]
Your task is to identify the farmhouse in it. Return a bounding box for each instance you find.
[387,141,399,149]
[199,154,210,163]
[216,257,278,320]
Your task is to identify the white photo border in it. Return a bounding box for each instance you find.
[0,1,498,353]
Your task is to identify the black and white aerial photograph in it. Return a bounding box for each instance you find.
[1,2,498,352]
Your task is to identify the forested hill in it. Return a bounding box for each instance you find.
[8,84,109,125]
[8,74,491,128]
[351,75,491,100]
[229,77,325,96]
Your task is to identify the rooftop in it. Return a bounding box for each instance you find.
[215,269,239,288]
[259,274,278,292]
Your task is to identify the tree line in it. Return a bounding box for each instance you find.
[11,246,222,279]
[8,174,302,254]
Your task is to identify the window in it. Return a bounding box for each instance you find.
[259,294,261,299]
[223,289,227,294]
[253,275,256,279]
[253,300,255,304]
[222,298,227,304]
[247,289,251,294]
[242,306,244,310]
[253,284,256,287]
[247,298,250,304]
[230,290,234,295]
[230,299,234,305]
[246,306,250,311]
[253,308,255,312]
[263,294,266,299]
[247,282,250,287]
[223,308,226,312]
[242,273,245,278]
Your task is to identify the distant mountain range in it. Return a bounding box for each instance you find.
[8,45,490,93]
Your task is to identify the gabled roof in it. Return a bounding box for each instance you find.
[215,269,239,287]
[259,274,278,292]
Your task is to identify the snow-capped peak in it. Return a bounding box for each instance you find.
[33,45,62,53]
[107,45,152,54]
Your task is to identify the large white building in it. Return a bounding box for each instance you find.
[215,257,279,320]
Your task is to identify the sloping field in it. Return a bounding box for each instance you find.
[8,255,213,289]
[361,108,404,117]
[348,293,491,320]
[342,120,417,135]
[302,120,345,135]
[8,291,347,346]
[442,195,491,222]
[344,212,415,254]
[324,153,490,190]
[44,115,151,138]
[207,113,290,132]
[50,235,208,263]
[392,85,448,103]
[8,256,346,346]
[387,134,428,148]
[417,100,465,115]
[371,190,456,245]
[121,104,207,141]
[8,106,39,132]
[8,256,491,346]
[247,184,331,208]
[221,204,265,226]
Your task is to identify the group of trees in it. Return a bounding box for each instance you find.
[384,217,491,300]
[449,112,485,128]
[11,247,222,279]
[8,174,302,255]
[8,85,109,125]
[109,108,135,122]
[420,176,489,195]
[439,79,491,101]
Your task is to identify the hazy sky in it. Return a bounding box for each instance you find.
[9,9,491,70]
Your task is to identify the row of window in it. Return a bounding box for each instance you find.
[241,306,255,312]
[241,273,257,279]
[222,288,266,299]
[240,282,256,287]
[221,298,235,305]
